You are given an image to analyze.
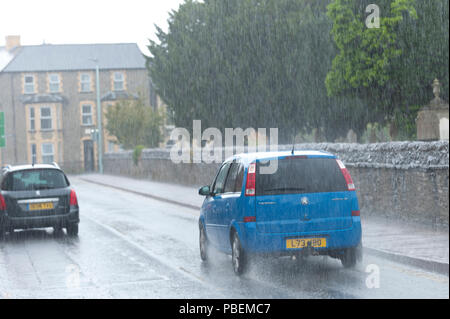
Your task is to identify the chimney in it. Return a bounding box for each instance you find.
[5,35,21,51]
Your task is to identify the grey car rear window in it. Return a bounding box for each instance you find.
[256,157,348,195]
[1,169,69,191]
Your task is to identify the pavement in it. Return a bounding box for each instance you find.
[78,173,449,275]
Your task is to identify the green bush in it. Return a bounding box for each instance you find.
[132,145,145,166]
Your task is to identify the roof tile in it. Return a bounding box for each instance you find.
[2,43,146,72]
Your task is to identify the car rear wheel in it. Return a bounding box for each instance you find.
[340,247,358,268]
[66,223,79,237]
[0,225,5,240]
[231,232,247,275]
[199,224,208,262]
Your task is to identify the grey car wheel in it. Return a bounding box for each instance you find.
[199,224,208,262]
[0,226,5,240]
[231,232,247,275]
[340,247,357,268]
[66,223,79,237]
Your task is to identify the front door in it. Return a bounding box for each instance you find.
[83,140,95,172]
[205,162,231,248]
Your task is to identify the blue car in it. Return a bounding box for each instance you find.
[198,151,362,275]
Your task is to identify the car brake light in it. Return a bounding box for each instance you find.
[286,155,307,160]
[352,210,360,216]
[336,159,356,191]
[70,189,78,206]
[243,216,256,222]
[0,194,6,210]
[245,163,256,196]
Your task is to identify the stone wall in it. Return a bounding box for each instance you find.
[103,141,449,227]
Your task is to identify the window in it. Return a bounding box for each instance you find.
[1,169,68,191]
[31,144,37,164]
[41,143,54,164]
[82,104,93,125]
[40,107,52,130]
[212,163,231,195]
[224,162,241,193]
[256,158,348,196]
[49,74,60,92]
[29,107,35,131]
[24,75,35,94]
[234,164,244,193]
[80,73,91,92]
[113,72,124,91]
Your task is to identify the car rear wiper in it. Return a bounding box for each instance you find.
[263,187,305,192]
[32,186,54,190]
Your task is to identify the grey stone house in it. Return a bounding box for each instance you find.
[0,36,163,172]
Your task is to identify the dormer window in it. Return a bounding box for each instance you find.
[113,72,124,91]
[24,75,35,94]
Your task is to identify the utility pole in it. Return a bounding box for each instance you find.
[91,59,103,174]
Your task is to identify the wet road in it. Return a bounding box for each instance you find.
[0,177,448,299]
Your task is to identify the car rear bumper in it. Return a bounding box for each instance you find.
[237,217,362,254]
[0,208,79,230]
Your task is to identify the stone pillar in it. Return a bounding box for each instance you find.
[346,129,357,143]
[416,79,449,141]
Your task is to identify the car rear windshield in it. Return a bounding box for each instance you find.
[256,157,348,195]
[1,169,69,191]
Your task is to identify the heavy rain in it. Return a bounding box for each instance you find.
[0,0,448,304]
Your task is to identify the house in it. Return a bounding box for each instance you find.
[0,36,165,172]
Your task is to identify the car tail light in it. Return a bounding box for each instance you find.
[352,210,360,217]
[245,163,256,196]
[336,159,356,191]
[243,216,256,222]
[70,189,78,206]
[0,194,6,210]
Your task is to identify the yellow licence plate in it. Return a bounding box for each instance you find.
[286,237,327,249]
[29,202,54,211]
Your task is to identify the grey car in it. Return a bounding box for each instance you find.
[0,163,79,238]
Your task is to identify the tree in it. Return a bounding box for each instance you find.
[326,0,449,138]
[147,0,367,143]
[105,97,164,150]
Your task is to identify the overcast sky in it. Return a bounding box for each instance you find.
[0,0,185,56]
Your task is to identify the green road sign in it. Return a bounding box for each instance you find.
[0,112,5,148]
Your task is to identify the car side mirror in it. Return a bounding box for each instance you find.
[198,185,211,196]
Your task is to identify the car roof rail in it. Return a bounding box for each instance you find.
[51,162,60,169]
[1,165,12,174]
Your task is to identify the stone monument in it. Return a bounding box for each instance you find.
[346,129,358,143]
[416,79,449,141]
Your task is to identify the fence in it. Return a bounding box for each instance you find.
[102,141,449,227]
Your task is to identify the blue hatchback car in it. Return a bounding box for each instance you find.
[198,151,362,275]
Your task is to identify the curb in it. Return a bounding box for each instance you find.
[363,246,449,276]
[80,177,449,277]
[79,178,201,211]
